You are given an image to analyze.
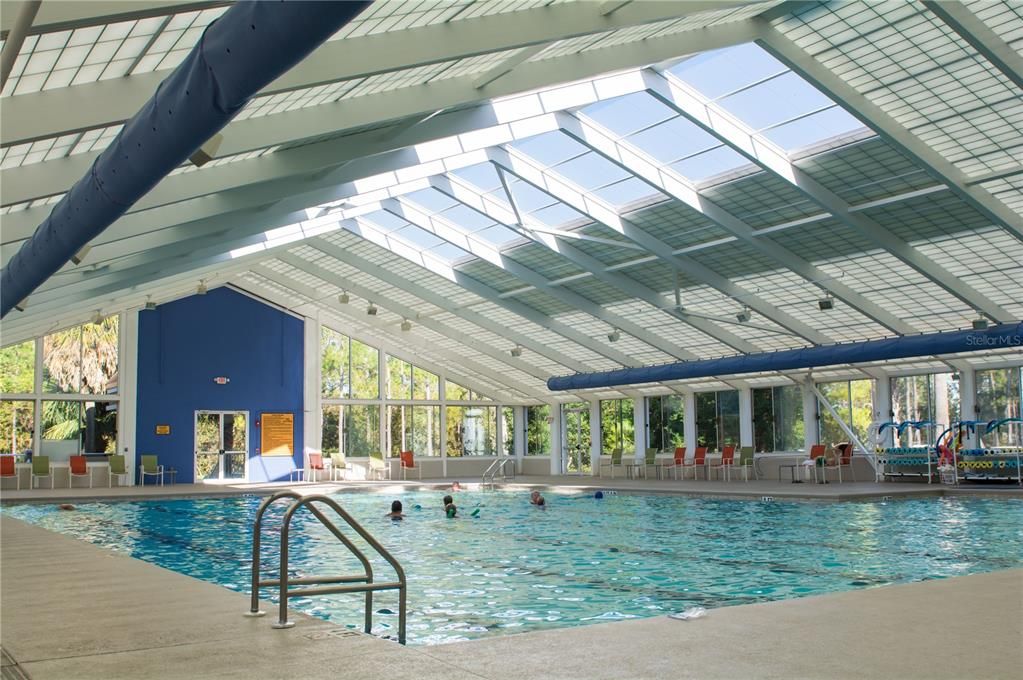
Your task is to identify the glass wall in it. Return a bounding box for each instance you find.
[818,379,874,445]
[695,390,739,449]
[321,327,379,399]
[976,367,1022,447]
[647,395,684,451]
[42,316,119,395]
[525,404,551,455]
[0,400,34,455]
[388,404,440,456]
[600,399,634,454]
[446,406,497,456]
[752,385,804,452]
[891,373,959,446]
[502,406,514,455]
[445,380,490,401]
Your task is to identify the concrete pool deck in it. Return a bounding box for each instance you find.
[2,496,1021,679]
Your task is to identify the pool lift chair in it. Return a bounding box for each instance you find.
[248,490,408,644]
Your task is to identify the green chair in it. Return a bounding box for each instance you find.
[328,456,347,481]
[643,447,659,479]
[736,446,756,481]
[368,452,390,480]
[598,448,623,478]
[138,454,164,486]
[31,455,53,489]
[108,454,129,487]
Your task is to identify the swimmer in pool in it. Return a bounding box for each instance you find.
[451,481,462,491]
[58,504,76,511]
[443,494,458,518]
[530,490,546,507]
[386,500,405,520]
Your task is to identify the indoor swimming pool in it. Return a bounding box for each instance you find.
[6,491,1023,645]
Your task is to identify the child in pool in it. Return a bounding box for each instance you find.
[529,490,546,508]
[443,494,457,518]
[386,500,406,520]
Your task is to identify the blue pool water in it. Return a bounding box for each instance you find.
[5,491,1023,645]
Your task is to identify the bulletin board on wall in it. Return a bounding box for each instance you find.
[260,412,294,456]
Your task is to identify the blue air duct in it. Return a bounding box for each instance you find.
[548,323,1023,391]
[0,0,370,318]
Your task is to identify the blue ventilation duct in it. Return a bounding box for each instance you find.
[0,0,370,318]
[548,323,1023,391]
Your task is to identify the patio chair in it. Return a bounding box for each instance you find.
[139,454,164,486]
[369,453,390,480]
[32,455,54,489]
[709,446,736,481]
[735,446,755,481]
[308,452,326,482]
[598,448,624,478]
[661,447,687,480]
[681,447,708,480]
[643,447,659,479]
[399,450,421,480]
[69,455,92,488]
[108,454,129,487]
[822,442,855,482]
[1,455,19,490]
[328,456,347,481]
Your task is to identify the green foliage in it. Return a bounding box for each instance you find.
[0,340,34,394]
[525,405,551,455]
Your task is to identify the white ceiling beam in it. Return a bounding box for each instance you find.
[0,0,753,145]
[389,191,700,362]
[238,271,543,402]
[254,258,558,386]
[489,144,832,345]
[296,238,600,374]
[754,22,1023,242]
[642,68,1016,323]
[558,111,918,335]
[428,173,758,355]
[921,1,1023,92]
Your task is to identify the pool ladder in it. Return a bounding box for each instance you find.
[246,491,407,644]
[481,457,516,490]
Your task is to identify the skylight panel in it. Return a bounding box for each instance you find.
[451,163,502,192]
[430,242,472,261]
[668,43,787,100]
[670,145,750,182]
[440,204,495,230]
[761,107,865,151]
[717,71,834,130]
[394,226,444,249]
[504,178,559,213]
[362,210,408,232]
[591,177,661,208]
[624,116,722,165]
[475,224,521,248]
[529,203,586,227]
[508,131,587,167]
[404,188,458,213]
[550,151,631,192]
[579,92,676,137]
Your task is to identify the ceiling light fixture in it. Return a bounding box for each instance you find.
[510,345,523,357]
[13,299,28,312]
[367,302,378,316]
[90,310,104,325]
[607,328,620,343]
[338,290,350,304]
[972,314,988,330]
[144,297,157,311]
[818,294,834,311]
[736,306,751,323]
[70,244,92,265]
[197,280,208,295]
[401,318,412,332]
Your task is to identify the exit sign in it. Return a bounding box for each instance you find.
[213,376,230,385]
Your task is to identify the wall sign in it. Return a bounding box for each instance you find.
[155,425,171,435]
[213,376,230,385]
[260,412,294,456]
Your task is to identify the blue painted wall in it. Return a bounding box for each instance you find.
[136,287,304,483]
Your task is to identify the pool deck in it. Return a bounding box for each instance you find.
[2,514,1020,680]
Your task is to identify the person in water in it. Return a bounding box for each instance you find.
[451,481,462,491]
[386,500,405,520]
[529,490,546,507]
[443,494,457,518]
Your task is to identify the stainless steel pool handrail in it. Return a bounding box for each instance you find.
[247,491,407,644]
[481,457,515,489]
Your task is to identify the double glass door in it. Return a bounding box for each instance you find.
[195,411,247,482]
[563,405,591,474]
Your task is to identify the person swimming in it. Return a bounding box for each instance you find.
[530,490,546,508]
[451,481,462,491]
[443,494,457,518]
[386,500,406,520]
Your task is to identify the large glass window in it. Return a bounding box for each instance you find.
[818,379,874,445]
[502,406,514,455]
[321,328,349,398]
[444,380,490,401]
[976,367,1022,447]
[0,400,34,455]
[388,356,412,400]
[413,366,439,400]
[350,339,379,399]
[891,373,959,446]
[752,385,804,452]
[695,390,739,449]
[0,340,35,394]
[525,405,551,455]
[446,405,497,456]
[322,404,341,456]
[388,404,440,456]
[600,399,634,454]
[345,404,381,456]
[647,395,684,451]
[42,316,119,395]
[39,400,117,458]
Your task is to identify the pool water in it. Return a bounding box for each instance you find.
[6,491,1023,645]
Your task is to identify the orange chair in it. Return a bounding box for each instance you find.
[308,453,326,482]
[822,442,855,482]
[69,455,92,488]
[399,451,421,480]
[806,444,827,483]
[661,447,687,480]
[681,447,708,480]
[710,446,736,481]
[0,455,19,490]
